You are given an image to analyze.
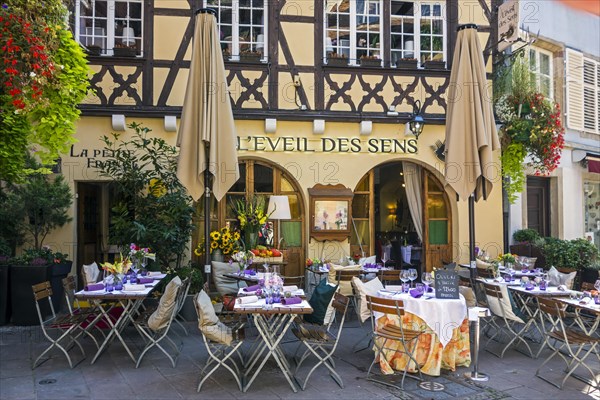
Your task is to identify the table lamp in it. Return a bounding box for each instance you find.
[267,195,291,248]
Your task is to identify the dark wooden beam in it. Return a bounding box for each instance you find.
[142,0,154,106]
[315,0,325,110]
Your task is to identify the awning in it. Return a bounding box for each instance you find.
[588,155,600,174]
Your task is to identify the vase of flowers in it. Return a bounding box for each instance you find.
[129,243,156,273]
[233,195,272,250]
[101,255,132,289]
[194,227,241,261]
[231,250,254,275]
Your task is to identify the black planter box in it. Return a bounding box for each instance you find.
[509,243,546,269]
[10,265,52,325]
[360,59,381,67]
[396,60,418,69]
[326,57,348,67]
[50,261,72,313]
[113,47,137,57]
[424,60,446,70]
[581,267,599,285]
[0,265,10,325]
[86,46,102,56]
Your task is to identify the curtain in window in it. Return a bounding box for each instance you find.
[402,162,422,241]
[281,221,302,247]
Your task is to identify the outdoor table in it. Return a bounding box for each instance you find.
[233,299,313,392]
[74,274,165,364]
[373,286,470,376]
[224,272,259,286]
[557,297,600,336]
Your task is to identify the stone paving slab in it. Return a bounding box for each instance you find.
[0,320,598,400]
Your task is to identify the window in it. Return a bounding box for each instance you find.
[206,0,268,62]
[584,180,600,249]
[528,47,553,99]
[583,58,600,133]
[75,0,143,56]
[325,1,446,66]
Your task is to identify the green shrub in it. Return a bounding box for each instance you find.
[542,237,599,271]
[512,229,540,243]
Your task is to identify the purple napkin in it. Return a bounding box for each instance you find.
[84,283,104,291]
[243,284,261,292]
[281,296,302,305]
[409,288,423,298]
[243,269,256,276]
[525,283,535,290]
[426,286,434,293]
[137,277,153,284]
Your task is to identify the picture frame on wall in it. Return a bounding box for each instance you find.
[308,184,354,241]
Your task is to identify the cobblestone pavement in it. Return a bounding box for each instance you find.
[0,318,598,400]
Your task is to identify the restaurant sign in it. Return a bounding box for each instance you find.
[237,136,418,154]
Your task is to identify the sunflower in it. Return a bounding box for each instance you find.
[233,232,241,241]
[210,241,218,250]
[210,231,220,241]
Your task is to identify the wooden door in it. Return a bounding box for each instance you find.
[527,177,550,237]
[424,172,452,272]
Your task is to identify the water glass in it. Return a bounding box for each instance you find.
[402,283,410,293]
[408,268,418,288]
[415,283,425,294]
[595,295,600,305]
[539,279,547,291]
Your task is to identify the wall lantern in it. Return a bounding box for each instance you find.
[408,100,425,140]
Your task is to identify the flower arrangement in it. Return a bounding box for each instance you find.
[498,253,517,265]
[495,55,565,203]
[12,245,68,266]
[101,255,132,275]
[233,195,270,230]
[194,227,241,256]
[351,253,362,264]
[129,243,156,265]
[230,250,254,272]
[306,258,326,269]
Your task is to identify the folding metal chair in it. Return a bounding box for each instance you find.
[292,292,349,390]
[195,291,246,392]
[536,297,600,389]
[335,269,362,318]
[61,275,105,350]
[481,282,534,358]
[377,269,400,286]
[172,277,192,336]
[365,295,424,390]
[32,281,88,369]
[476,267,496,280]
[283,275,305,291]
[133,277,184,368]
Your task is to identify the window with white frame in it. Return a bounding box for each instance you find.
[206,0,267,61]
[325,0,446,66]
[528,47,553,99]
[583,57,600,133]
[75,0,143,56]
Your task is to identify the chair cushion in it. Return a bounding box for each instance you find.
[547,266,577,289]
[459,286,477,308]
[148,276,182,331]
[352,276,384,322]
[485,283,525,323]
[304,279,338,325]
[194,290,232,345]
[323,286,341,326]
[82,262,100,285]
[327,264,362,296]
[212,261,247,296]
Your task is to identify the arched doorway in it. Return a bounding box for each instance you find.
[194,158,306,276]
[351,161,452,272]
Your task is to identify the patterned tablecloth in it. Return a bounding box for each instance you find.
[374,293,471,376]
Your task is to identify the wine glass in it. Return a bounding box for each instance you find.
[422,272,434,293]
[381,252,388,268]
[594,279,600,292]
[400,270,409,291]
[408,268,418,288]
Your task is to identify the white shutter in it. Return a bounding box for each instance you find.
[565,48,584,131]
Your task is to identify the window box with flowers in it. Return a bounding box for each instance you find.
[194,227,241,262]
[495,57,565,203]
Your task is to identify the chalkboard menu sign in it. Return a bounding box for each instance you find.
[434,270,459,299]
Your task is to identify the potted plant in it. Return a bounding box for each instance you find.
[424,59,446,69]
[326,52,348,67]
[541,237,599,287]
[113,43,137,57]
[194,227,241,262]
[360,55,381,67]
[85,45,102,56]
[395,57,418,69]
[239,50,262,63]
[98,123,195,272]
[509,229,546,268]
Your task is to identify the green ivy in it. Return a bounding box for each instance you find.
[500,142,526,203]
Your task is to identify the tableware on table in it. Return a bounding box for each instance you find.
[594,279,600,292]
[422,272,434,293]
[403,283,410,293]
[595,295,600,305]
[539,279,547,291]
[408,268,418,288]
[415,283,425,294]
[382,252,388,268]
[400,270,409,287]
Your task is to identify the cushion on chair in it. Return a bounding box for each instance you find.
[304,279,338,325]
[82,262,100,285]
[547,266,577,289]
[476,259,495,272]
[459,286,477,308]
[194,290,232,345]
[212,261,247,296]
[323,285,341,325]
[484,283,525,324]
[327,264,361,296]
[352,276,384,322]
[148,276,182,331]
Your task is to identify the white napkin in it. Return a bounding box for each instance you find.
[146,271,162,276]
[236,295,259,304]
[283,285,298,292]
[122,284,146,291]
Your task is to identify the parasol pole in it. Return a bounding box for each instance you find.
[204,143,212,287]
[469,193,476,280]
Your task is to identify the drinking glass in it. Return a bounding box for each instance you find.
[422,272,434,293]
[594,279,600,292]
[408,268,418,288]
[415,283,425,294]
[381,253,388,268]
